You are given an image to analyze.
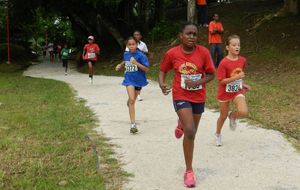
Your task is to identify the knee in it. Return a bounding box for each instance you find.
[238,109,248,117]
[128,98,135,105]
[184,126,196,140]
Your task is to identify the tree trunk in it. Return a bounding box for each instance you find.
[155,0,165,22]
[187,0,197,23]
[100,17,125,50]
[283,0,299,15]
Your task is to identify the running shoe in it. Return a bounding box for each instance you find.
[137,95,143,101]
[228,111,237,131]
[175,120,184,139]
[184,170,196,188]
[130,123,138,134]
[215,134,222,146]
[65,72,68,76]
[89,77,93,84]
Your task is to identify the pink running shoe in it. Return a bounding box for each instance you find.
[175,120,184,139]
[184,170,196,188]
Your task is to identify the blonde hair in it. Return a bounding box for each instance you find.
[226,34,240,46]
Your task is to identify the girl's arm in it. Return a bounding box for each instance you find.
[185,73,215,88]
[130,57,149,72]
[159,71,171,95]
[242,82,251,91]
[115,61,125,71]
[219,71,245,85]
[82,47,86,59]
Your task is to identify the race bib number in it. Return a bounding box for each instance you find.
[62,52,68,56]
[181,74,202,91]
[87,53,96,59]
[226,79,243,93]
[125,61,138,72]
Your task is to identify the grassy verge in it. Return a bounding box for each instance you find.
[0,63,126,189]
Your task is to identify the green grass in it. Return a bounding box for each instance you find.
[0,63,126,189]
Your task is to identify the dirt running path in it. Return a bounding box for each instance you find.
[24,61,300,190]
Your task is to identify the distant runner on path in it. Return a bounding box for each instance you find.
[47,42,54,63]
[159,22,215,188]
[60,43,71,75]
[215,34,251,146]
[82,36,100,84]
[122,37,150,134]
[126,30,149,101]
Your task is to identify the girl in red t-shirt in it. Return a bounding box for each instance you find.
[159,23,215,188]
[82,36,100,84]
[215,35,251,146]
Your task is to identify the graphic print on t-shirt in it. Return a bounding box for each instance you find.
[226,67,243,92]
[179,62,202,91]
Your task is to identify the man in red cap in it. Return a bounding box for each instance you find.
[82,36,100,84]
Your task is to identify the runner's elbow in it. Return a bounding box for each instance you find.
[144,67,149,72]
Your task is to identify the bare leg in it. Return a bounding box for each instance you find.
[177,108,201,171]
[216,101,230,134]
[231,96,248,119]
[88,61,93,77]
[126,86,137,124]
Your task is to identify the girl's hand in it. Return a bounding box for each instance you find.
[115,61,124,71]
[130,57,137,65]
[243,84,251,91]
[234,71,245,80]
[159,83,171,95]
[185,79,200,88]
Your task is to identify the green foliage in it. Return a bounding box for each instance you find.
[0,43,31,62]
[148,20,181,42]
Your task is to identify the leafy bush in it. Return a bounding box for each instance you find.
[148,20,181,42]
[0,43,31,63]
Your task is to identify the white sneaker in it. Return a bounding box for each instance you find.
[137,95,143,101]
[65,72,68,75]
[215,134,222,146]
[228,111,237,131]
[89,77,93,84]
[130,123,138,134]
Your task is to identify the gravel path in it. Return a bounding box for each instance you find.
[24,61,300,190]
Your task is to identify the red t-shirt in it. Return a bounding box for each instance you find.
[217,56,246,101]
[83,43,100,61]
[208,21,224,44]
[160,45,215,103]
[196,0,207,5]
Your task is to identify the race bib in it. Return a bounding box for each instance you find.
[226,79,243,93]
[181,74,202,91]
[125,61,138,72]
[87,52,96,59]
[62,52,68,56]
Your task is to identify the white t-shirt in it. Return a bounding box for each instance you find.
[125,40,148,53]
[48,43,54,52]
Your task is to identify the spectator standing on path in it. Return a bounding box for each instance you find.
[82,36,100,84]
[159,22,215,188]
[125,30,149,101]
[196,0,208,27]
[209,13,224,68]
